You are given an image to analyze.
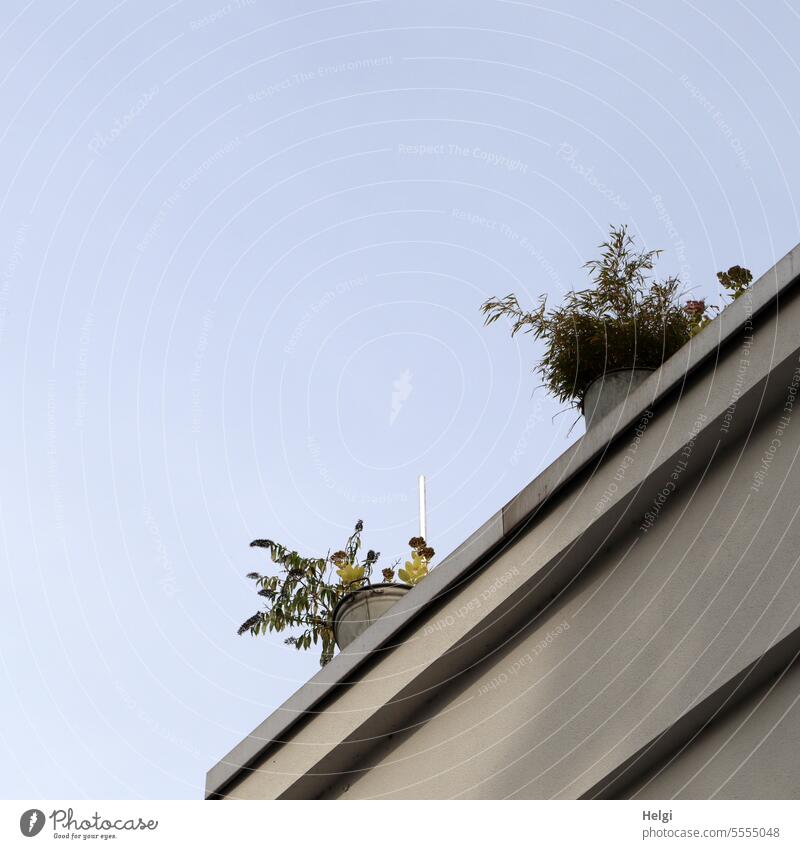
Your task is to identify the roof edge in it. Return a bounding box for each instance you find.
[206,240,800,799]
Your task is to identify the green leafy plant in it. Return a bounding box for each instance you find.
[238,520,376,665]
[238,521,434,665]
[481,225,752,410]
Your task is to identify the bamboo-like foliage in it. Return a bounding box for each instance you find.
[481,225,752,409]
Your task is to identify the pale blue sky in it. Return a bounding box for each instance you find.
[1,0,798,799]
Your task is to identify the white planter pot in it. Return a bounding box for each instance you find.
[581,367,654,429]
[332,583,411,650]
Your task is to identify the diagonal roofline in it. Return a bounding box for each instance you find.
[206,241,800,798]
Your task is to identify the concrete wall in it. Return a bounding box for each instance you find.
[625,660,800,800]
[220,274,800,800]
[311,387,800,799]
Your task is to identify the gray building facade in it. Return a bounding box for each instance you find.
[207,243,800,800]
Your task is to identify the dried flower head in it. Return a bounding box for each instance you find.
[684,299,706,317]
[717,265,752,296]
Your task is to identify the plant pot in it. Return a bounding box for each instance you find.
[332,583,411,650]
[581,367,654,429]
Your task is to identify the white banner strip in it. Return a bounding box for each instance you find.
[3,800,799,848]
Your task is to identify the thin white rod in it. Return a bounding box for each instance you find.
[418,474,427,541]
